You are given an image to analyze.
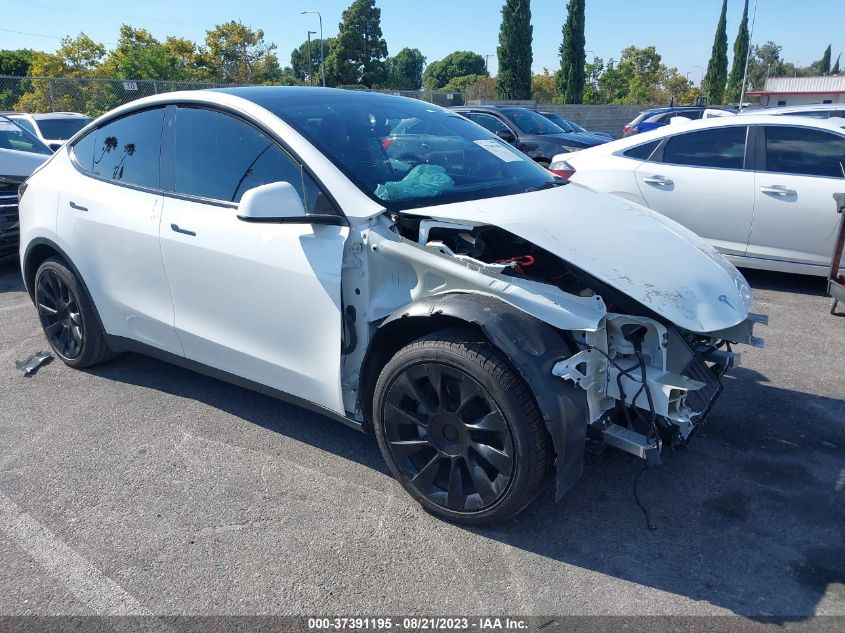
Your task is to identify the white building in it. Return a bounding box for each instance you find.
[747,76,845,107]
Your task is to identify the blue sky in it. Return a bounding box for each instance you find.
[2,0,844,83]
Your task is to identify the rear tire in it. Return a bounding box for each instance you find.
[373,329,552,524]
[34,257,113,368]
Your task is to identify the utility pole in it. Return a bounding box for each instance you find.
[739,0,759,109]
[301,10,326,87]
[483,54,493,73]
[306,31,316,85]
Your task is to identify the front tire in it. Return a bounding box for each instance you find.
[34,257,113,368]
[373,329,552,524]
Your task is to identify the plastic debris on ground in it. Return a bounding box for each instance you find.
[15,351,53,377]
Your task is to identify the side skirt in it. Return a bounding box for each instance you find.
[105,335,365,434]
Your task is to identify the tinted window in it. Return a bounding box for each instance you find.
[663,126,747,169]
[36,117,91,140]
[71,130,96,171]
[782,110,830,119]
[624,140,660,160]
[505,109,563,135]
[764,126,845,178]
[174,108,309,206]
[12,118,37,135]
[467,113,510,135]
[92,109,163,188]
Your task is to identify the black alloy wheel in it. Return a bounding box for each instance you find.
[36,267,84,360]
[382,362,515,513]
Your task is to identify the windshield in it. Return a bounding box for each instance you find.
[568,120,589,133]
[542,113,574,132]
[505,109,566,135]
[36,117,91,140]
[254,91,557,211]
[0,118,53,155]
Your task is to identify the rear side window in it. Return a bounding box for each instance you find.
[623,140,660,161]
[764,126,845,178]
[91,109,164,189]
[173,107,330,211]
[662,126,747,169]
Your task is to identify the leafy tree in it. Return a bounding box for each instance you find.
[588,45,697,105]
[833,54,841,75]
[442,74,484,94]
[531,69,557,103]
[465,76,497,101]
[746,41,787,89]
[163,37,208,82]
[291,38,334,84]
[423,51,487,90]
[203,21,281,84]
[726,0,750,104]
[582,56,604,104]
[702,0,728,104]
[819,44,832,74]
[557,0,586,104]
[0,49,37,76]
[496,0,533,100]
[100,25,178,80]
[386,47,426,90]
[324,0,388,88]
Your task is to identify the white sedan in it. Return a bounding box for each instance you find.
[551,114,845,276]
[18,88,764,523]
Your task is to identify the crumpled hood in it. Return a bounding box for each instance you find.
[403,183,753,333]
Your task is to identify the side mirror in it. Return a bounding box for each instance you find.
[236,181,345,226]
[496,129,516,143]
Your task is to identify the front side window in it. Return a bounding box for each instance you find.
[466,113,510,135]
[764,126,845,178]
[252,92,556,212]
[505,109,563,135]
[0,119,52,155]
[662,126,747,170]
[173,108,331,212]
[91,109,163,189]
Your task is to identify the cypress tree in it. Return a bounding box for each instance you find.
[496,0,533,100]
[832,54,841,75]
[726,0,750,104]
[323,0,388,87]
[820,45,832,74]
[557,0,586,104]
[702,0,729,105]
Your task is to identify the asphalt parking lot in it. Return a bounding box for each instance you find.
[0,260,843,620]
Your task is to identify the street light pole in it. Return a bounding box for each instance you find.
[301,10,325,87]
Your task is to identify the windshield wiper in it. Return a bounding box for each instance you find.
[524,181,566,193]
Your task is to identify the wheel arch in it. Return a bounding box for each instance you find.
[22,237,108,333]
[360,292,589,499]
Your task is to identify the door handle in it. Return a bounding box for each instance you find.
[68,201,88,212]
[642,175,673,186]
[760,185,796,197]
[170,223,196,236]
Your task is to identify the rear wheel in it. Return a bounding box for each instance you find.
[34,258,113,368]
[373,329,552,524]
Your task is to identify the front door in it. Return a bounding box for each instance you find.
[159,106,348,413]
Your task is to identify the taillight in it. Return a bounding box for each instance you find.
[382,137,394,149]
[18,182,28,202]
[548,159,576,180]
[623,125,630,134]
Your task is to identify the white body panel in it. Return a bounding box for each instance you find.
[51,155,183,354]
[404,183,752,334]
[160,196,349,414]
[561,114,845,276]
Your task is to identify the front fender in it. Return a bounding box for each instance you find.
[377,292,589,499]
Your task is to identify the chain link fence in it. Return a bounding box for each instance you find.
[0,76,465,116]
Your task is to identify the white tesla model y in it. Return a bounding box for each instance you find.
[18,88,765,523]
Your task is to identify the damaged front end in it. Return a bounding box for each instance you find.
[349,200,766,497]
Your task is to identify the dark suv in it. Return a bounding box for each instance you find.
[452,106,606,166]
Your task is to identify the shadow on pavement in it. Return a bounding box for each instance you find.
[0,261,25,294]
[741,268,829,297]
[88,350,845,621]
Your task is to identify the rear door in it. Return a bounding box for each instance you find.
[747,124,845,268]
[57,108,182,354]
[634,125,754,256]
[158,106,348,414]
